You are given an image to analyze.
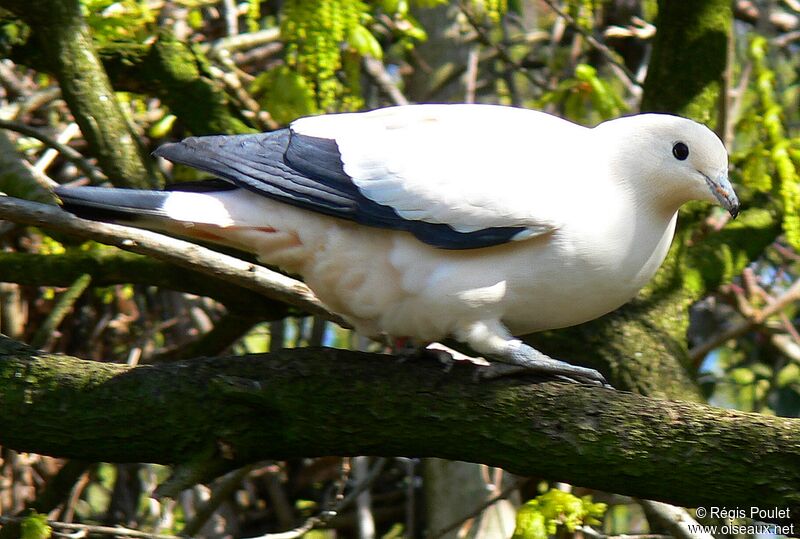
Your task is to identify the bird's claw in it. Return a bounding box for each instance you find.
[477,362,611,387]
[486,343,614,388]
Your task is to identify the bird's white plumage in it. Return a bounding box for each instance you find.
[152,106,733,342]
[63,104,737,382]
[292,105,571,234]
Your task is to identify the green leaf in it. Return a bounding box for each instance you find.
[513,504,548,539]
[777,363,800,388]
[148,114,177,139]
[381,0,400,13]
[730,367,756,385]
[513,489,607,539]
[741,147,772,192]
[20,512,51,539]
[349,24,383,59]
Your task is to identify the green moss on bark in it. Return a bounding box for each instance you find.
[0,0,158,188]
[1,340,799,521]
[102,31,256,135]
[642,0,732,122]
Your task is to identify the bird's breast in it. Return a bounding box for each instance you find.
[501,208,679,333]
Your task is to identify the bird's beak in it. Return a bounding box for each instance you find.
[704,171,740,219]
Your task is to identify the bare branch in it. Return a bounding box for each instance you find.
[29,273,91,350]
[248,459,388,539]
[0,516,178,539]
[0,119,106,184]
[689,277,800,361]
[429,479,521,539]
[639,500,713,539]
[541,0,639,86]
[362,57,409,106]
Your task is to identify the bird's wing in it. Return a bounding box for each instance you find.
[154,104,584,249]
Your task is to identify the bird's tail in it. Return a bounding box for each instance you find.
[54,185,173,225]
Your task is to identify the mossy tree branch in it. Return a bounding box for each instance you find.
[0,336,798,523]
[0,0,158,188]
[0,23,257,137]
[642,0,731,123]
[100,30,257,135]
[0,250,289,318]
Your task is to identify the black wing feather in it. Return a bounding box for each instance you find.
[153,129,526,249]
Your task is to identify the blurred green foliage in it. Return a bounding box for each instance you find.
[538,63,627,122]
[513,489,607,539]
[735,36,800,250]
[80,0,154,46]
[279,0,369,112]
[19,511,51,539]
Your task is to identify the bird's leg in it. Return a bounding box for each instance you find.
[454,321,611,387]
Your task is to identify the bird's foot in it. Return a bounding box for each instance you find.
[477,362,607,387]
[453,320,612,387]
[489,341,613,388]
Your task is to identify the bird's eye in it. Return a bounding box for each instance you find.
[672,142,689,161]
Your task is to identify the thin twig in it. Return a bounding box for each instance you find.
[206,61,279,131]
[205,28,281,57]
[464,46,480,104]
[0,119,105,184]
[362,57,409,106]
[457,0,549,91]
[29,273,92,350]
[246,458,387,539]
[181,464,256,536]
[153,312,262,362]
[353,456,376,539]
[35,122,81,177]
[429,479,521,539]
[689,277,800,361]
[0,516,179,539]
[638,499,713,539]
[0,60,29,98]
[221,0,238,36]
[541,0,638,86]
[14,87,62,120]
[0,197,348,327]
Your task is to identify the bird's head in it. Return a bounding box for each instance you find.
[595,114,739,218]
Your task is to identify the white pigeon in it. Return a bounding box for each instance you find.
[55,104,739,386]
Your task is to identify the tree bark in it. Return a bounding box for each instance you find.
[0,336,799,524]
[642,0,731,124]
[0,0,158,188]
[101,31,257,135]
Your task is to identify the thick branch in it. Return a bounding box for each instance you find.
[101,30,256,135]
[0,336,799,523]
